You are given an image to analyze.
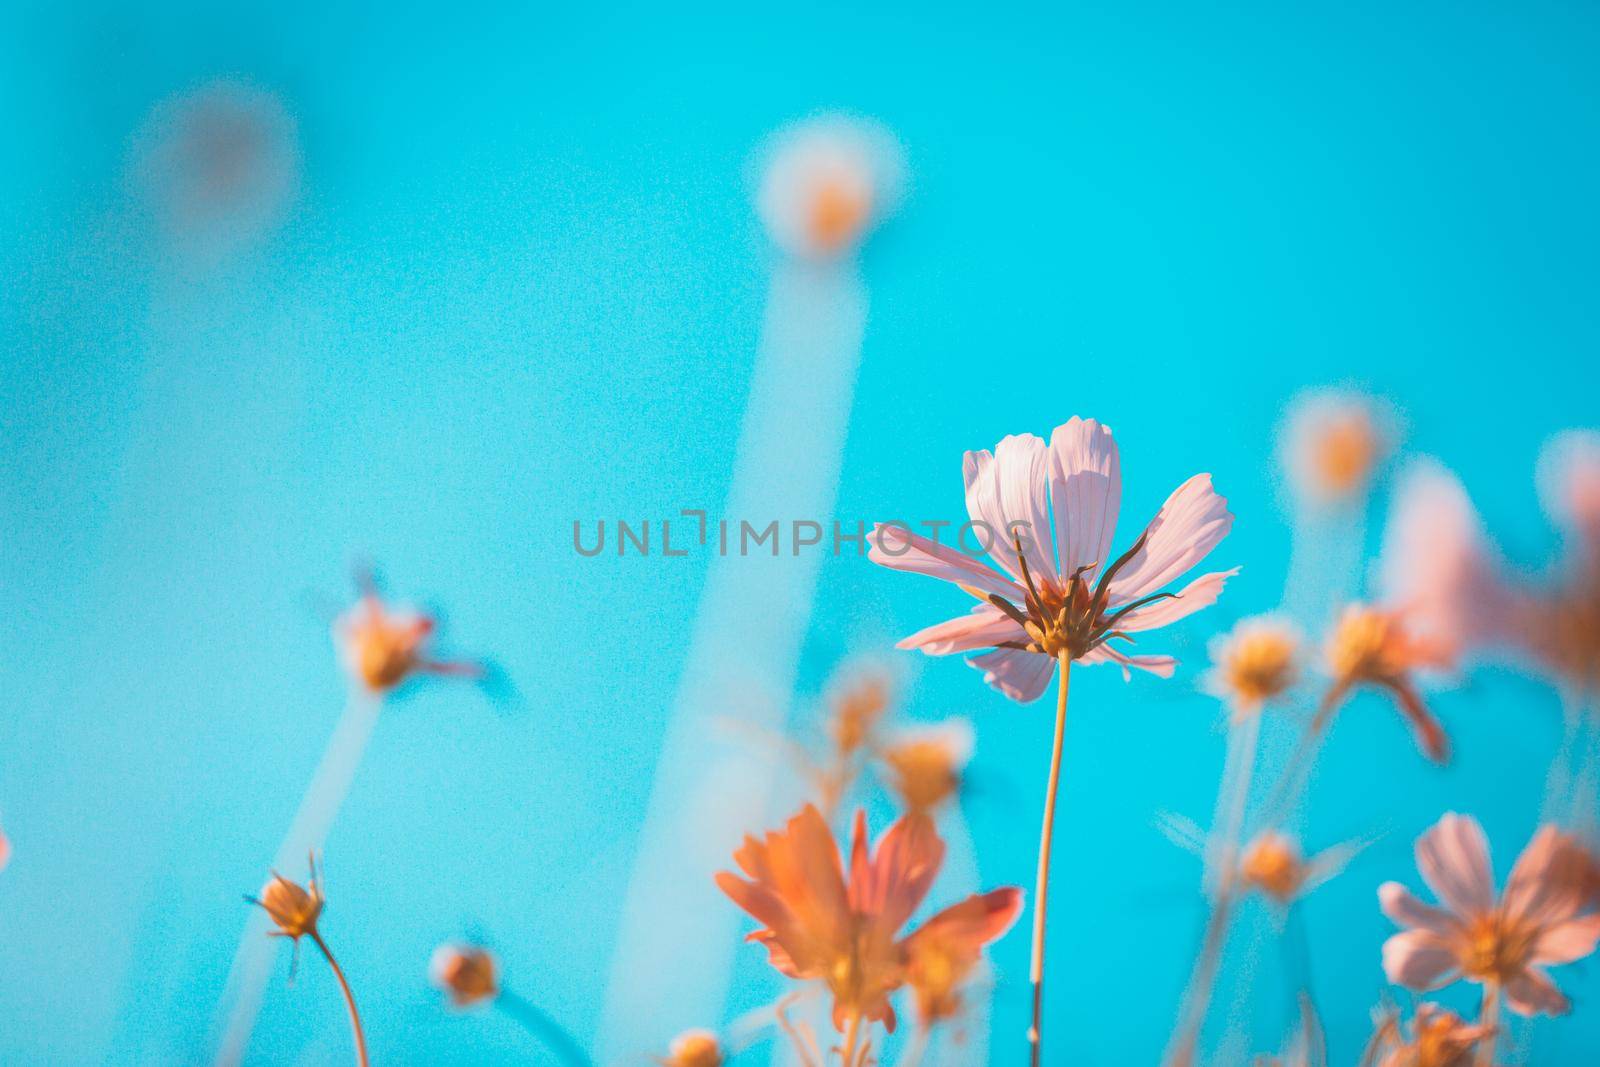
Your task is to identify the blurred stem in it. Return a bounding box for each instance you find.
[1165,709,1261,1066]
[1477,981,1499,1067]
[496,989,594,1067]
[1540,685,1584,826]
[775,992,822,1067]
[1261,681,1348,829]
[840,1011,864,1067]
[896,1020,930,1067]
[309,931,368,1067]
[1166,891,1235,1067]
[1028,655,1072,1067]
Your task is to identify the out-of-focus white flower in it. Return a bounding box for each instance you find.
[1279,389,1395,507]
[756,115,904,260]
[1538,430,1600,546]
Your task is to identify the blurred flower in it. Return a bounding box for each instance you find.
[1518,583,1600,693]
[1239,831,1356,904]
[430,943,499,1009]
[1240,832,1308,901]
[245,855,369,1065]
[1324,604,1451,762]
[247,858,324,942]
[1380,460,1510,656]
[1550,832,1600,909]
[1202,616,1301,719]
[826,666,894,760]
[757,115,904,259]
[1280,390,1393,506]
[1379,814,1600,1016]
[657,1030,724,1067]
[1537,430,1600,550]
[878,719,974,814]
[0,825,9,873]
[716,804,1022,1032]
[873,417,1237,701]
[903,895,1007,1027]
[334,573,481,693]
[1360,1003,1491,1067]
[128,79,301,257]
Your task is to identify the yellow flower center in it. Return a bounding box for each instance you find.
[807,177,871,253]
[1221,630,1298,708]
[883,741,960,812]
[1240,833,1305,901]
[664,1031,724,1067]
[1459,912,1536,984]
[1311,413,1379,497]
[1327,606,1396,683]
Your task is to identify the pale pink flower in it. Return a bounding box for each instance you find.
[1537,430,1600,549]
[1379,813,1600,1016]
[870,418,1237,701]
[1380,459,1510,656]
[1513,432,1600,689]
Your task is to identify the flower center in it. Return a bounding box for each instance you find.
[1460,912,1535,983]
[1225,634,1297,705]
[981,530,1180,662]
[1327,607,1396,683]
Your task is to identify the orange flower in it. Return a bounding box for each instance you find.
[248,859,324,942]
[657,1030,724,1067]
[1362,1004,1492,1067]
[1241,832,1308,902]
[878,719,973,814]
[429,943,499,1008]
[903,890,1010,1025]
[1323,604,1451,762]
[1239,831,1357,904]
[826,668,893,759]
[333,572,481,693]
[716,805,1022,1033]
[244,855,368,1065]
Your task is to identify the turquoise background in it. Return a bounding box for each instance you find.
[2,1,1598,1062]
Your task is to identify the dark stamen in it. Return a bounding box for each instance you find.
[985,593,1032,629]
[1090,529,1151,613]
[1096,590,1180,637]
[1011,533,1049,621]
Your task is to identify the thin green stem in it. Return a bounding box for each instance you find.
[309,931,368,1067]
[1029,655,1072,1067]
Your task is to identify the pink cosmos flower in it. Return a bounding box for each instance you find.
[1380,459,1510,657]
[869,418,1237,701]
[1379,813,1600,1016]
[1537,430,1600,552]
